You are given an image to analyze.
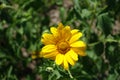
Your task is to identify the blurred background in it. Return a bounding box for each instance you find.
[0,0,120,80]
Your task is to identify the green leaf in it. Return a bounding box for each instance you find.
[7,66,13,78]
[17,27,24,35]
[48,70,61,80]
[81,9,91,19]
[106,74,118,80]
[86,50,98,61]
[60,7,66,21]
[97,13,113,36]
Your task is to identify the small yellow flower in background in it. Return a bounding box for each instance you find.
[41,23,86,70]
[31,51,41,59]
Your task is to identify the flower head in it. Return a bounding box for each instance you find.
[41,23,86,70]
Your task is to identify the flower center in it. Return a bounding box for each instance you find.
[57,41,70,54]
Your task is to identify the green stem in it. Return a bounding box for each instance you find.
[88,41,101,47]
[67,69,73,79]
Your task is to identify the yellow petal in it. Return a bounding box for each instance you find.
[49,56,56,60]
[57,23,64,30]
[72,47,86,56]
[67,49,78,61]
[71,29,79,35]
[78,50,86,56]
[42,33,56,45]
[70,41,86,47]
[42,33,52,39]
[63,57,69,70]
[62,26,71,40]
[69,32,82,44]
[43,51,58,58]
[50,27,58,37]
[41,45,57,53]
[55,54,64,65]
[31,52,41,59]
[65,53,75,66]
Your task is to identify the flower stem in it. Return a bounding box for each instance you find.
[67,69,73,79]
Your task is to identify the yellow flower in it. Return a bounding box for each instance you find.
[31,51,41,59]
[41,23,86,70]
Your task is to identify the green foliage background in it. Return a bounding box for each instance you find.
[0,0,120,80]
